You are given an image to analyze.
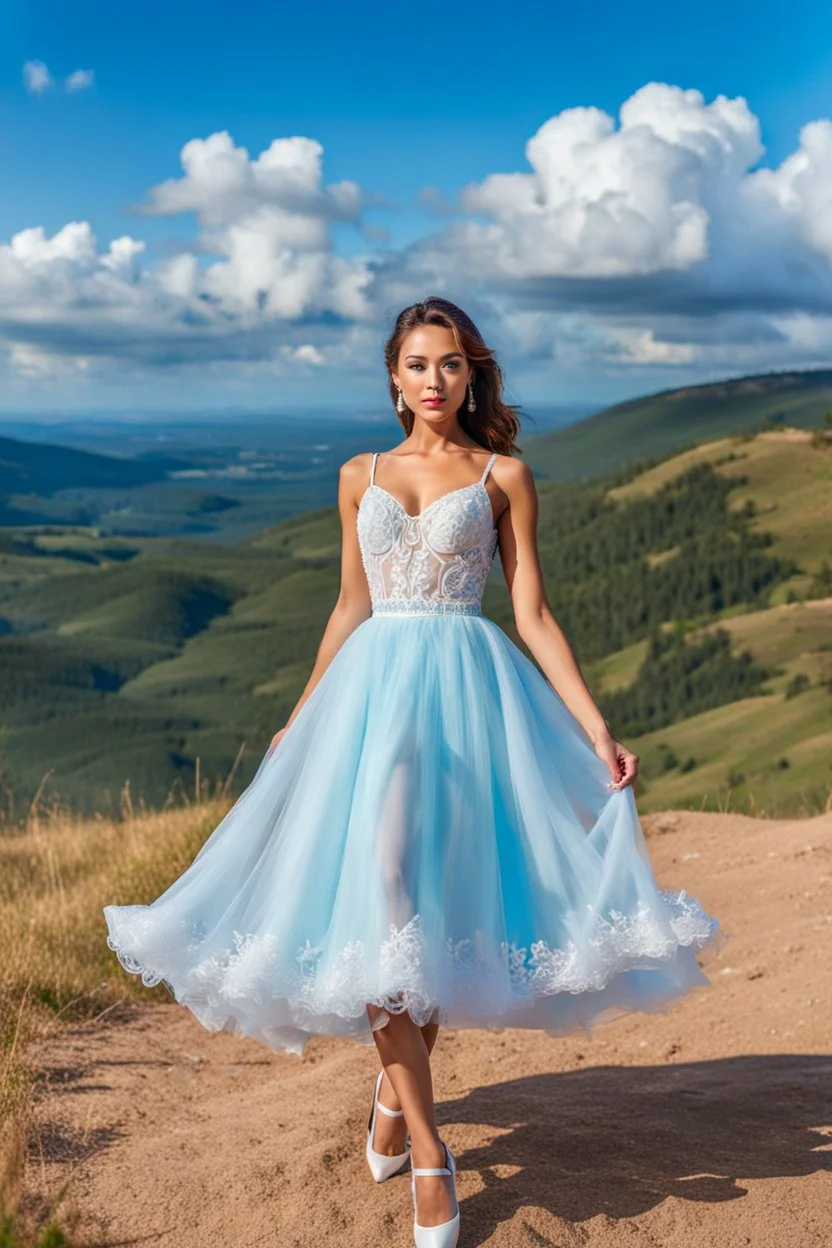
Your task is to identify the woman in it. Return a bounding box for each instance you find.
[104,296,724,1248]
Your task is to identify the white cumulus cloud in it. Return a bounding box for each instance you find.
[0,131,379,380]
[65,69,95,92]
[444,84,763,279]
[136,132,372,320]
[141,131,361,227]
[745,119,832,263]
[3,87,832,392]
[406,82,832,377]
[23,60,53,94]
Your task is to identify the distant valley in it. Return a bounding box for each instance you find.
[0,403,588,540]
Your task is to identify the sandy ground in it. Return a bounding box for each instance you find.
[22,807,832,1247]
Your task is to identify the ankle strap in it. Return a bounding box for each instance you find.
[374,1069,405,1118]
[376,1100,404,1118]
[412,1142,453,1177]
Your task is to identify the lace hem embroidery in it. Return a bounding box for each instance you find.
[105,888,722,1029]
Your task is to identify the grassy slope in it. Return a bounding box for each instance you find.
[525,368,832,481]
[0,793,232,1241]
[607,428,831,586]
[586,430,831,813]
[0,522,342,811]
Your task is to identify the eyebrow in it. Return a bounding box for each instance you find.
[405,352,464,361]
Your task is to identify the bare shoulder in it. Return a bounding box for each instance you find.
[340,450,374,481]
[339,451,375,498]
[490,453,535,497]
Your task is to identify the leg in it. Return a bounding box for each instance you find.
[369,1010,440,1156]
[371,744,435,1155]
[369,1007,455,1228]
[378,748,418,930]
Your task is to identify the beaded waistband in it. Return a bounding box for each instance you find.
[372,600,482,617]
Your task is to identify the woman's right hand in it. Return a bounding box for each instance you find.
[268,727,288,756]
[594,732,639,792]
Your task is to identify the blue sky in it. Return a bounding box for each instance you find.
[2,0,831,416]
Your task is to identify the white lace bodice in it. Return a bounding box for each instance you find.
[357,451,499,616]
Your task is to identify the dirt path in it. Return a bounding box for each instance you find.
[23,808,832,1247]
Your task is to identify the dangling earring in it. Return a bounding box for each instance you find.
[396,386,406,413]
[467,376,476,413]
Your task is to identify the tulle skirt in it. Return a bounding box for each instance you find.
[103,611,726,1056]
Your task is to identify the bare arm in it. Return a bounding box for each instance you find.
[278,454,373,736]
[493,457,638,789]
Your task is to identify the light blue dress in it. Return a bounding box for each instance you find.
[104,451,725,1056]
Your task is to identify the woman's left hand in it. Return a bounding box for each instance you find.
[594,734,639,792]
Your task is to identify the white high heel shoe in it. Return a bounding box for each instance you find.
[411,1140,460,1248]
[366,1069,411,1182]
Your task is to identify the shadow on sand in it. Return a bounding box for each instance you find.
[434,1053,832,1243]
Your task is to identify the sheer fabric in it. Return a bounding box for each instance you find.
[357,451,499,614]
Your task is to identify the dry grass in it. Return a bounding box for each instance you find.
[0,783,233,1246]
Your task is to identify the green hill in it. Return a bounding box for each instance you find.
[0,432,196,529]
[524,367,832,481]
[0,433,187,496]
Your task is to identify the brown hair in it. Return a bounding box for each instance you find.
[383,296,522,457]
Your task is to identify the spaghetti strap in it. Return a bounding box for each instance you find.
[480,451,497,485]
[369,452,379,487]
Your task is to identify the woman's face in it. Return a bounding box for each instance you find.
[392,323,471,420]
